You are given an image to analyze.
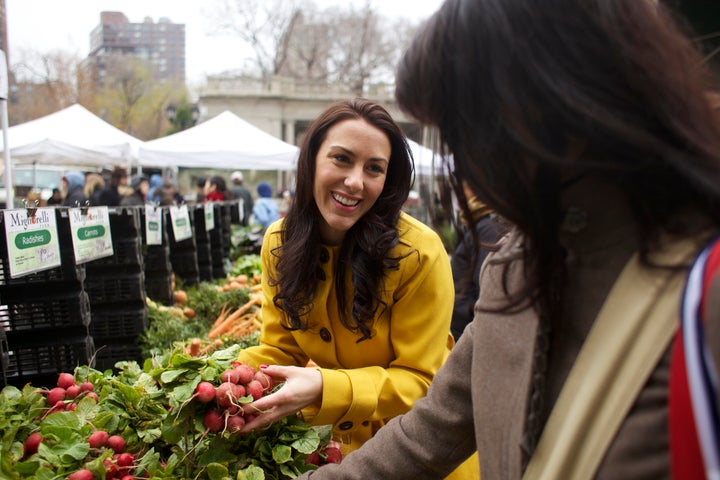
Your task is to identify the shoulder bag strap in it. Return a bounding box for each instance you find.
[523,238,700,480]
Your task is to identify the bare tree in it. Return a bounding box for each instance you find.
[206,0,417,93]
[208,0,304,79]
[8,48,89,124]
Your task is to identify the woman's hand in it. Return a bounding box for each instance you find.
[240,364,322,433]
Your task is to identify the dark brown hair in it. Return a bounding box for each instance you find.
[396,0,720,320]
[271,98,414,340]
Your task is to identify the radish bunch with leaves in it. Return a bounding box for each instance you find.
[0,343,331,479]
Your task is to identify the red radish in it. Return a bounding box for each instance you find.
[88,430,109,448]
[46,387,66,406]
[306,451,321,465]
[246,380,264,400]
[221,368,241,384]
[231,383,246,399]
[107,435,126,453]
[226,414,246,433]
[66,402,77,412]
[324,447,342,464]
[103,459,120,478]
[195,382,216,403]
[79,381,94,392]
[85,391,99,402]
[120,476,134,480]
[235,364,256,385]
[68,469,93,480]
[216,382,237,408]
[65,385,81,399]
[254,370,273,391]
[115,452,134,467]
[203,409,224,432]
[57,372,75,389]
[24,432,42,455]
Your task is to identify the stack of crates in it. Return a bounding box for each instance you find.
[168,207,200,287]
[192,205,214,282]
[140,207,174,305]
[0,208,95,389]
[209,203,229,279]
[84,207,146,372]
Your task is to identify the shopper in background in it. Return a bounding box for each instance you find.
[84,172,105,206]
[120,174,150,206]
[203,175,228,202]
[93,167,127,207]
[235,98,478,479]
[61,171,87,207]
[298,0,720,478]
[252,182,280,229]
[159,181,184,206]
[45,187,63,206]
[147,173,164,204]
[195,176,207,204]
[230,170,254,225]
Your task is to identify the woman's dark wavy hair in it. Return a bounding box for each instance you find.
[396,0,720,320]
[270,98,414,341]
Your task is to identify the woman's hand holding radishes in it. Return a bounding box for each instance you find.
[239,364,323,433]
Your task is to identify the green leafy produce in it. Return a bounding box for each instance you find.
[230,254,263,279]
[0,345,326,479]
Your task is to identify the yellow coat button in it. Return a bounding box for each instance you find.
[339,421,353,430]
[319,328,332,342]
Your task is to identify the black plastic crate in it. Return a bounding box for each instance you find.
[89,302,147,338]
[85,237,143,270]
[0,209,86,286]
[144,244,172,273]
[85,271,146,304]
[107,207,142,240]
[92,341,144,373]
[145,271,174,305]
[0,290,91,332]
[0,327,8,386]
[2,335,95,389]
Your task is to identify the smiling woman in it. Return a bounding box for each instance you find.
[232,98,478,478]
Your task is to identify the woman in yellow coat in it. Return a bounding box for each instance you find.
[235,98,477,478]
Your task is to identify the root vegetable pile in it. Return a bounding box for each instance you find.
[1,344,334,479]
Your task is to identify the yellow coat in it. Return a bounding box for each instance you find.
[236,211,455,450]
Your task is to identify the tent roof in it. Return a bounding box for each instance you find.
[139,110,299,170]
[1,104,144,168]
[407,139,444,176]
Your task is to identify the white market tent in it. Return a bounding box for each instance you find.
[138,110,299,171]
[0,104,144,169]
[407,138,444,176]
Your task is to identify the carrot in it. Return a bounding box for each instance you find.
[210,303,231,331]
[209,302,257,338]
[187,338,202,357]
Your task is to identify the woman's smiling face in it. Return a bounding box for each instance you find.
[313,118,391,245]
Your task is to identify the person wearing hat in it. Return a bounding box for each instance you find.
[230,171,254,226]
[252,182,280,229]
[61,171,87,207]
[93,166,128,206]
[120,174,150,206]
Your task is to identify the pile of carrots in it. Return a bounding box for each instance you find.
[208,291,263,339]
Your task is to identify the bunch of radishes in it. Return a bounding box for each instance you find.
[305,440,343,466]
[195,362,275,434]
[44,371,98,414]
[65,430,135,480]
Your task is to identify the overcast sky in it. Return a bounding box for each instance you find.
[6,0,445,86]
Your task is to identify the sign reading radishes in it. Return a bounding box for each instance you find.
[3,207,61,277]
[68,206,114,264]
